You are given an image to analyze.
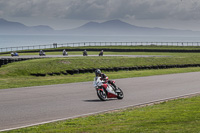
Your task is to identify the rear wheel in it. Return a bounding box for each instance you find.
[117,88,124,99]
[97,89,107,101]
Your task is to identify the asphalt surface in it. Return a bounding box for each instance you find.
[0,54,167,59]
[0,72,200,131]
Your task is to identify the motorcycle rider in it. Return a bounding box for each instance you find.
[63,49,68,56]
[99,50,103,56]
[83,49,87,56]
[39,50,45,56]
[94,69,117,91]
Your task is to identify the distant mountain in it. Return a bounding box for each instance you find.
[0,18,199,35]
[66,19,199,35]
[0,18,54,34]
[61,19,139,35]
[77,20,136,30]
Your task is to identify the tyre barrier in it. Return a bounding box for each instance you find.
[0,58,41,68]
[30,73,46,77]
[30,64,200,77]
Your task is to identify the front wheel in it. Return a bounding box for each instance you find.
[97,89,107,101]
[117,88,124,99]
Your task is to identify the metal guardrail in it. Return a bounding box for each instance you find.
[1,42,200,53]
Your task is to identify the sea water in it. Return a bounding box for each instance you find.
[1,34,200,48]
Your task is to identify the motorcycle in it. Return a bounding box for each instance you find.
[39,50,46,56]
[93,76,124,101]
[11,52,19,57]
[99,51,103,56]
[63,50,68,56]
[83,51,88,56]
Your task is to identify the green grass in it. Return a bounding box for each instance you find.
[1,55,200,77]
[1,52,200,89]
[4,95,200,133]
[1,67,200,89]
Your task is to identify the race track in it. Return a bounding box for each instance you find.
[0,54,168,59]
[0,72,200,131]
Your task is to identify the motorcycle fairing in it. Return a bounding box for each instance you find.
[106,84,117,95]
[107,92,118,98]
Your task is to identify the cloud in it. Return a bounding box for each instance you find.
[0,0,200,21]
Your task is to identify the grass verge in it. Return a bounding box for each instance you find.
[1,51,200,89]
[1,67,200,89]
[4,94,200,133]
[1,55,200,76]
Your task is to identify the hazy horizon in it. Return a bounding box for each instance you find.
[1,0,200,31]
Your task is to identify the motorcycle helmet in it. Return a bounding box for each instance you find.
[95,69,101,76]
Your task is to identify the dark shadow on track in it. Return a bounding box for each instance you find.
[83,99,117,102]
[83,99,103,102]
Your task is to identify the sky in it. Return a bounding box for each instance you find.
[1,0,200,31]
